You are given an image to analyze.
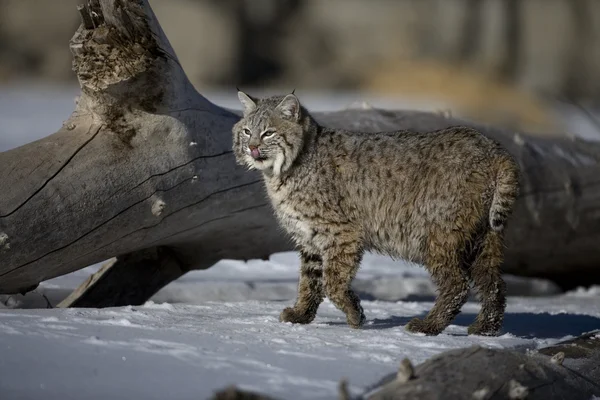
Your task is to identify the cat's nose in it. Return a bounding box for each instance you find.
[248,145,258,151]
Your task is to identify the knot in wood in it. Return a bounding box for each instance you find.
[0,232,9,252]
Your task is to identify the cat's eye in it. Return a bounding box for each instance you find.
[261,129,276,138]
[242,128,251,136]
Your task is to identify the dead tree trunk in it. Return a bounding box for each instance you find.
[1,0,600,305]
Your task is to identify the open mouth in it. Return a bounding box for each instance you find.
[249,148,267,162]
[249,150,267,162]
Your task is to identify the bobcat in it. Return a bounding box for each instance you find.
[232,91,520,336]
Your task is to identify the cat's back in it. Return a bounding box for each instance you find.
[310,126,506,187]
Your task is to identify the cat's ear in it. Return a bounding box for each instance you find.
[276,94,300,121]
[237,90,257,114]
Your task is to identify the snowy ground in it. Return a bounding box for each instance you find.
[1,84,600,399]
[1,254,600,400]
[1,252,600,400]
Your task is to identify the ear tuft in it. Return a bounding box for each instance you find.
[238,91,257,114]
[276,94,300,120]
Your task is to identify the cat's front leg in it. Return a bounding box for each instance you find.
[280,250,325,324]
[322,236,365,329]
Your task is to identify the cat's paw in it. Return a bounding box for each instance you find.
[467,321,501,336]
[279,307,315,324]
[347,310,366,329]
[405,317,444,336]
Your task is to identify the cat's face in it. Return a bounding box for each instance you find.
[232,92,305,175]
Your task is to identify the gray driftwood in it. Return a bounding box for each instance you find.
[361,331,600,399]
[1,0,600,306]
[210,330,600,400]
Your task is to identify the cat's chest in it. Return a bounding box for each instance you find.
[266,181,314,240]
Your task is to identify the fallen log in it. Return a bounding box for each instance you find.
[1,0,600,305]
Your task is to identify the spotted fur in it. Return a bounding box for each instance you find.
[232,91,520,336]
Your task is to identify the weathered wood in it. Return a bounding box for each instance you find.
[362,330,600,400]
[211,330,600,400]
[1,0,600,300]
[56,246,186,308]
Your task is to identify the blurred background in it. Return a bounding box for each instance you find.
[2,0,600,142]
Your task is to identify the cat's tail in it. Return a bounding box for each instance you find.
[489,154,520,232]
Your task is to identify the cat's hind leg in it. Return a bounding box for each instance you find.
[406,231,470,335]
[467,229,507,336]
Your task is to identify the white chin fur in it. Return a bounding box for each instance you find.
[246,156,273,171]
[272,153,285,176]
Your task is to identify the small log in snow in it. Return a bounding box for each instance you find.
[1,0,600,306]
[361,331,600,399]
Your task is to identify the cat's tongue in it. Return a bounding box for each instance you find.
[251,148,261,159]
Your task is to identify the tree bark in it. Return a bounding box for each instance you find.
[1,0,600,301]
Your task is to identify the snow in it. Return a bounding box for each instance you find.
[2,252,600,399]
[1,84,600,399]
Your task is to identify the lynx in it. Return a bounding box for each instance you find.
[232,91,520,336]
